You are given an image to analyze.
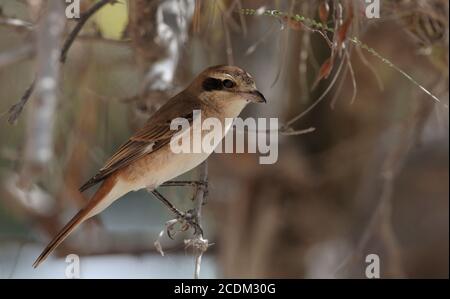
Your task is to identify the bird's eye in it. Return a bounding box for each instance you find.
[223,79,235,88]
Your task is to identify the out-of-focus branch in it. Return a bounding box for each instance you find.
[0,15,34,31]
[3,0,66,226]
[60,0,117,63]
[7,0,116,125]
[7,80,35,124]
[19,0,65,186]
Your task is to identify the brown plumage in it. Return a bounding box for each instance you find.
[33,65,266,268]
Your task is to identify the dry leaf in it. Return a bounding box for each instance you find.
[312,56,334,88]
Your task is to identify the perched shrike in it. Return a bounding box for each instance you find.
[33,65,266,267]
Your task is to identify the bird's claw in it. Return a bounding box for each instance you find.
[165,210,203,239]
[180,209,204,236]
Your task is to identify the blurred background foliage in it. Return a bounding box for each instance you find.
[0,0,448,278]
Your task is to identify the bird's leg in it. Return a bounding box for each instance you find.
[150,189,184,218]
[150,189,203,237]
[160,180,209,203]
[160,180,208,188]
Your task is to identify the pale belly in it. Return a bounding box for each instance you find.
[126,147,211,191]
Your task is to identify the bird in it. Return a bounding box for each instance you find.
[33,65,266,267]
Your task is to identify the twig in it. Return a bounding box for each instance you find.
[0,16,34,31]
[330,59,349,109]
[241,8,445,106]
[233,126,316,136]
[60,0,117,63]
[355,45,384,91]
[7,80,35,125]
[269,0,296,88]
[188,161,210,279]
[284,56,346,129]
[344,48,358,105]
[280,126,316,136]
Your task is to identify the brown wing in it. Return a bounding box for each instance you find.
[79,92,200,192]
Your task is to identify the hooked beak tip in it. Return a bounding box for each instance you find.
[251,90,267,103]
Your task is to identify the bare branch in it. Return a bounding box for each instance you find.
[151,161,210,278]
[285,57,346,129]
[345,49,358,105]
[20,0,66,181]
[60,0,117,63]
[7,80,35,125]
[280,126,316,136]
[0,15,34,31]
[189,161,210,279]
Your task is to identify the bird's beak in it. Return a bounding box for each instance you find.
[245,90,267,103]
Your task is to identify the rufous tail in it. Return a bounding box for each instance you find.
[32,179,115,268]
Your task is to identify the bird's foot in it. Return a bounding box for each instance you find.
[180,209,204,236]
[165,209,203,239]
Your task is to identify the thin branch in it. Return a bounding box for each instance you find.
[0,15,34,31]
[188,161,210,279]
[345,48,358,105]
[269,0,296,88]
[60,0,117,63]
[355,45,384,91]
[330,60,349,109]
[280,126,316,136]
[285,56,346,128]
[241,8,445,106]
[7,80,35,125]
[233,126,316,136]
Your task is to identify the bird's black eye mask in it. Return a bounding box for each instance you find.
[202,77,236,91]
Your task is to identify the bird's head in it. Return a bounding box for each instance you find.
[192,65,266,105]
